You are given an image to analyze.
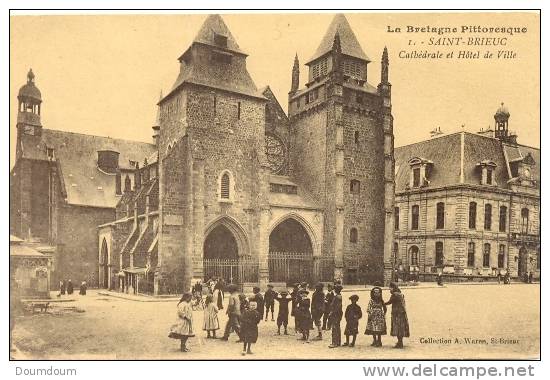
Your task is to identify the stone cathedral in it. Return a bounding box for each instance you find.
[11,14,395,295]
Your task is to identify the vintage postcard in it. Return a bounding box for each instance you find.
[9,10,540,363]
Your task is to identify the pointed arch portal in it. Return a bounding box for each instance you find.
[268,217,314,284]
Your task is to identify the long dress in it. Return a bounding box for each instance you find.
[240,309,261,343]
[365,299,387,335]
[169,301,195,339]
[203,303,220,331]
[344,303,362,335]
[386,291,410,337]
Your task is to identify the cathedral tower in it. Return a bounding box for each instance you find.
[288,14,394,284]
[17,69,42,138]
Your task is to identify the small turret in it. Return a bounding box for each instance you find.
[289,54,300,96]
[152,90,162,146]
[17,69,43,136]
[381,46,389,84]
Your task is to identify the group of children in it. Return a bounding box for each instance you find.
[169,281,408,354]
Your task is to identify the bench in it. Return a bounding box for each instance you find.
[31,302,50,313]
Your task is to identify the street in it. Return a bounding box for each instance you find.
[12,283,540,360]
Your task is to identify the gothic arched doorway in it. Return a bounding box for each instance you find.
[269,217,314,284]
[100,238,109,289]
[203,218,255,284]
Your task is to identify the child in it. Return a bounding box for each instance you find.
[365,286,387,347]
[290,284,300,333]
[297,296,313,342]
[264,284,277,321]
[322,284,334,330]
[169,292,195,352]
[275,290,291,335]
[343,294,362,347]
[221,284,241,341]
[240,300,262,355]
[203,295,220,339]
[252,286,265,322]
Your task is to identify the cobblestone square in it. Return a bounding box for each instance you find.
[12,283,539,360]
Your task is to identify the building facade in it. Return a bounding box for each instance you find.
[98,14,395,295]
[393,105,540,281]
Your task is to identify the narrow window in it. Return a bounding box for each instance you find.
[483,243,490,267]
[469,202,477,229]
[350,179,360,194]
[394,207,400,230]
[237,102,241,120]
[213,95,217,117]
[220,173,230,199]
[46,148,54,159]
[436,202,445,229]
[410,246,419,266]
[354,131,360,144]
[214,33,228,48]
[393,242,399,261]
[498,245,505,268]
[411,205,419,230]
[521,208,529,235]
[484,204,492,230]
[413,168,420,187]
[435,242,444,266]
[499,206,507,232]
[349,228,358,243]
[468,242,475,267]
[486,168,493,185]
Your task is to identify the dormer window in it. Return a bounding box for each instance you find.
[214,33,228,48]
[408,157,433,188]
[476,160,497,186]
[46,147,54,159]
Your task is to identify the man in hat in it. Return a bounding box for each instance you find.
[311,283,325,340]
[296,288,310,337]
[322,283,334,330]
[221,284,241,341]
[328,284,343,348]
[264,284,277,321]
[275,290,291,335]
[251,286,265,322]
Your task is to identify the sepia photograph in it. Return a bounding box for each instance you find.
[8,9,540,364]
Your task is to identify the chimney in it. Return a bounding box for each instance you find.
[477,126,495,138]
[429,126,444,138]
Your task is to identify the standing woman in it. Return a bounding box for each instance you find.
[214,278,224,310]
[365,285,387,347]
[385,282,409,349]
[169,292,195,352]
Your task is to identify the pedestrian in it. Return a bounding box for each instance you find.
[311,283,325,340]
[529,272,533,284]
[275,290,291,335]
[328,284,343,348]
[497,272,502,284]
[264,284,277,321]
[343,294,362,347]
[214,278,224,310]
[221,284,241,341]
[365,285,387,347]
[322,283,334,330]
[203,295,220,339]
[168,292,195,352]
[290,284,300,333]
[385,282,410,349]
[437,272,443,286]
[60,280,66,296]
[504,270,511,285]
[79,281,87,295]
[240,300,262,355]
[296,295,313,342]
[252,286,265,322]
[67,279,74,295]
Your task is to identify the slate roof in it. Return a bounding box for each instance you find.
[166,14,263,100]
[268,175,321,210]
[19,129,156,208]
[395,132,540,192]
[307,14,370,64]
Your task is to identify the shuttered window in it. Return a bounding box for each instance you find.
[220,173,230,199]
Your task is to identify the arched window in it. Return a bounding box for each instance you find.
[469,202,477,229]
[411,205,419,230]
[409,246,419,266]
[483,243,491,267]
[436,202,445,229]
[498,244,505,268]
[349,228,358,243]
[435,242,444,266]
[124,175,131,192]
[350,180,361,194]
[220,173,230,199]
[499,206,507,232]
[521,208,529,234]
[484,204,492,230]
[467,242,475,267]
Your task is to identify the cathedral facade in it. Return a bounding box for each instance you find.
[146,14,395,294]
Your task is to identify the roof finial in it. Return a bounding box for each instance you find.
[27,68,35,83]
